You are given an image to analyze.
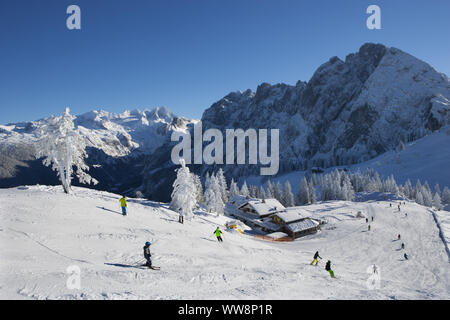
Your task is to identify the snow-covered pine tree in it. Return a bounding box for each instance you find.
[266,180,275,198]
[403,179,413,199]
[342,174,355,201]
[170,159,197,218]
[283,181,295,207]
[433,192,442,210]
[415,189,425,206]
[216,168,229,203]
[229,178,240,198]
[421,184,433,207]
[193,174,204,205]
[211,174,225,215]
[308,179,317,204]
[35,108,98,194]
[298,177,310,205]
[442,187,450,205]
[414,179,422,199]
[274,181,283,203]
[434,184,441,197]
[240,181,250,197]
[259,186,267,199]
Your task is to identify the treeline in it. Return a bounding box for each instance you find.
[170,162,450,217]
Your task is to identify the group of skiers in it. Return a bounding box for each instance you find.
[311,251,335,278]
[121,195,412,272]
[395,203,409,260]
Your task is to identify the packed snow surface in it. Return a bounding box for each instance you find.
[0,186,449,300]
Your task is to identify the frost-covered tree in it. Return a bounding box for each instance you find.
[35,108,98,194]
[414,179,422,200]
[342,174,355,201]
[403,179,414,199]
[442,187,450,205]
[434,184,441,197]
[204,174,224,216]
[298,177,310,205]
[415,189,424,206]
[170,159,197,218]
[266,180,275,198]
[421,184,433,207]
[229,179,240,198]
[259,186,267,199]
[240,181,250,197]
[308,179,317,204]
[282,181,295,207]
[216,168,229,203]
[433,192,442,209]
[193,174,204,205]
[274,181,283,202]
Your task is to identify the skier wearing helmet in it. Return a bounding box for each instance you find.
[143,241,152,268]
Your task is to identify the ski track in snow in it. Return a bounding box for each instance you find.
[0,185,449,300]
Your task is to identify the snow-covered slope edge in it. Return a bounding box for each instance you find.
[1,186,449,299]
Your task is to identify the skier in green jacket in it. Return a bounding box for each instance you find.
[214,227,223,242]
[325,260,335,278]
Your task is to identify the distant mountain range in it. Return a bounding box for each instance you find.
[1,43,449,201]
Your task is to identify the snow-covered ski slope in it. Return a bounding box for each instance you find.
[0,186,449,299]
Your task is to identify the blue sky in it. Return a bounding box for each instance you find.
[0,0,449,124]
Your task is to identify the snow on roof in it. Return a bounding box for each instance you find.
[238,198,285,216]
[276,207,310,223]
[286,219,319,233]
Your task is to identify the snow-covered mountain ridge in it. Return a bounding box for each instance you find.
[1,43,449,201]
[0,106,190,157]
[201,43,450,176]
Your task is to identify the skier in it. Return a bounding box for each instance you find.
[398,234,401,240]
[371,216,374,222]
[143,241,152,268]
[365,218,368,223]
[398,204,401,212]
[372,264,378,274]
[178,208,184,224]
[325,260,335,278]
[401,243,405,250]
[405,213,408,218]
[119,196,127,216]
[404,253,408,260]
[390,203,392,208]
[311,251,322,266]
[368,225,371,231]
[214,227,223,242]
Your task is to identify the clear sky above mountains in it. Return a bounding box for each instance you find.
[1,0,449,124]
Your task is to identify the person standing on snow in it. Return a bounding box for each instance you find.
[398,234,401,240]
[143,241,152,268]
[311,251,322,265]
[325,260,335,278]
[401,243,405,250]
[178,208,184,224]
[368,225,371,231]
[404,253,408,260]
[214,227,223,242]
[119,196,127,216]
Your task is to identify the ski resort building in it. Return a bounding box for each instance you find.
[272,208,320,239]
[226,197,285,233]
[226,196,320,238]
